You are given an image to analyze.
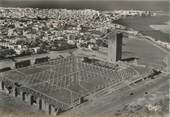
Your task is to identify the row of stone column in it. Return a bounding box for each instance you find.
[0,80,61,116]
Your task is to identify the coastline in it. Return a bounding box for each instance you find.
[149,21,170,34]
[122,21,170,52]
[141,35,170,72]
[114,15,170,43]
[143,35,170,52]
[127,27,170,71]
[150,25,169,34]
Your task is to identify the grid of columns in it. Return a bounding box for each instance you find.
[0,80,62,116]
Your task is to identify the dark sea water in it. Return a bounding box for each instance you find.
[0,1,169,11]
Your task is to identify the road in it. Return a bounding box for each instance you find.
[69,73,169,116]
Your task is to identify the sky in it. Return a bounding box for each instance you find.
[2,0,169,1]
[1,0,169,11]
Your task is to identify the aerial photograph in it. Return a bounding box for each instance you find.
[0,0,169,117]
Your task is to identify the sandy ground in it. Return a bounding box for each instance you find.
[150,23,170,34]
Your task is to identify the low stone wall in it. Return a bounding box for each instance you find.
[0,80,61,116]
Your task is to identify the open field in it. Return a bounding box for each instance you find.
[122,38,168,70]
[74,37,168,70]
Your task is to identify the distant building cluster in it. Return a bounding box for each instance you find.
[0,8,155,60]
[114,10,156,17]
[0,8,117,59]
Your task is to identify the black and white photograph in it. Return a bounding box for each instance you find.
[0,0,169,117]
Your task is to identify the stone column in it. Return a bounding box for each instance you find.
[11,87,16,97]
[21,91,25,101]
[25,93,31,104]
[31,59,35,65]
[79,97,84,104]
[33,97,40,110]
[50,105,56,116]
[45,102,50,114]
[56,107,61,115]
[11,62,15,69]
[30,95,34,106]
[4,85,9,94]
[14,87,18,97]
[38,98,42,110]
[18,90,23,100]
[49,104,52,115]
[0,81,1,90]
[15,87,20,97]
[0,81,3,90]
[41,99,46,111]
[41,99,49,114]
